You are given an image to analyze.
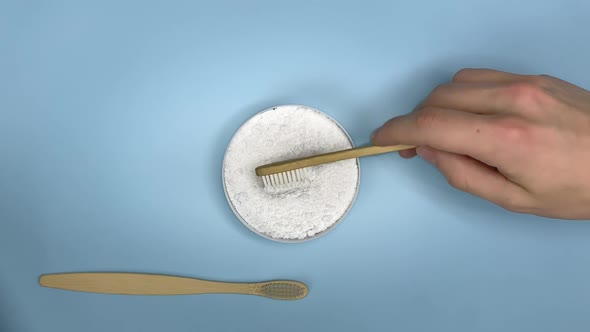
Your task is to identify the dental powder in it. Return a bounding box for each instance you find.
[222,105,359,241]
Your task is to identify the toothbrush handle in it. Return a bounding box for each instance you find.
[39,272,250,295]
[255,144,415,176]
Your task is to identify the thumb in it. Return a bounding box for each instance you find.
[416,146,531,213]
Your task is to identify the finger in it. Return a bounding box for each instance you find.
[399,148,417,158]
[372,108,500,165]
[452,68,524,83]
[418,82,512,115]
[417,146,531,213]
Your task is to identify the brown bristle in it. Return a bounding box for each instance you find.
[258,282,308,300]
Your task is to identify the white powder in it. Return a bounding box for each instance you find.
[223,105,359,241]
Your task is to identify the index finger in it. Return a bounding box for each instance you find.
[372,107,501,166]
[417,82,514,115]
[452,68,523,83]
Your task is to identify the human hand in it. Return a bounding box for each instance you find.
[372,68,590,219]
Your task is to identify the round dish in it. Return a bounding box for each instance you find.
[222,105,360,243]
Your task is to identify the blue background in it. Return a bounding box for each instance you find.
[2,0,590,331]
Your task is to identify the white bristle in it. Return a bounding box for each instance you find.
[261,168,308,188]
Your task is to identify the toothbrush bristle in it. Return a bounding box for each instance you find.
[261,169,307,189]
[259,282,308,300]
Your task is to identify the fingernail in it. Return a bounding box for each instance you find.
[416,146,436,164]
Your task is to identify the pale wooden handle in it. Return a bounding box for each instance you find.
[255,144,415,176]
[39,273,250,295]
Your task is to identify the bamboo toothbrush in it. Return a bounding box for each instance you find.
[39,272,308,300]
[255,144,415,188]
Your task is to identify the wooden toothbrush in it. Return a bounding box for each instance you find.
[255,144,415,188]
[39,272,308,300]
